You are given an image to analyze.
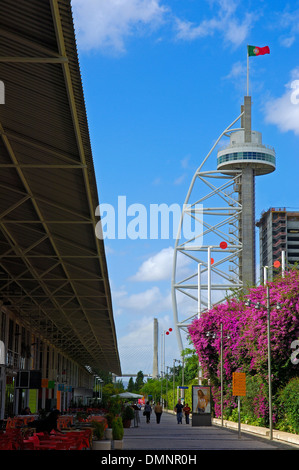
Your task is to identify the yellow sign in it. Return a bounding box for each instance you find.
[232,372,246,396]
[29,389,38,413]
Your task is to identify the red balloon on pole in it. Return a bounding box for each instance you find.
[220,241,227,249]
[210,258,214,265]
[169,328,172,332]
[273,260,281,268]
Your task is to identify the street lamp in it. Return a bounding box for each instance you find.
[166,366,170,409]
[244,267,281,441]
[206,323,230,427]
[197,241,228,390]
[161,328,172,406]
[173,358,181,406]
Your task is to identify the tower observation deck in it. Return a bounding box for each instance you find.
[172,95,276,352]
[217,96,275,287]
[217,130,275,176]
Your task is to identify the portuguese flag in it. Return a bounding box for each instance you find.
[247,45,270,56]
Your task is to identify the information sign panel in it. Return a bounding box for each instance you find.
[232,372,246,396]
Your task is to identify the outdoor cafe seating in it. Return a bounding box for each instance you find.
[0,426,93,450]
[0,413,101,450]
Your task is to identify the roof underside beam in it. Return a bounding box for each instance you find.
[0,0,121,375]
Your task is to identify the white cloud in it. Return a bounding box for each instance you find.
[223,60,247,94]
[180,155,191,169]
[174,0,254,47]
[129,246,191,282]
[117,313,178,374]
[71,0,255,55]
[117,316,156,374]
[174,174,186,186]
[224,13,253,45]
[280,35,295,48]
[278,7,299,47]
[130,247,173,281]
[224,61,246,80]
[116,285,171,312]
[264,68,299,135]
[71,0,168,53]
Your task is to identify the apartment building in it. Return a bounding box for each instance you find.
[256,208,299,282]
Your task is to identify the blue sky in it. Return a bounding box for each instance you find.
[71,0,299,378]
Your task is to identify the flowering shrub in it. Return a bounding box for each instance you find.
[188,270,299,426]
[277,377,299,433]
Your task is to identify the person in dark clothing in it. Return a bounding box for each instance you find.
[144,401,152,423]
[27,409,62,434]
[174,399,184,424]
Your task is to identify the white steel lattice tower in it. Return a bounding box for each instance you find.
[172,96,276,352]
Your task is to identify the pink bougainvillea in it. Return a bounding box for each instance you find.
[188,270,299,418]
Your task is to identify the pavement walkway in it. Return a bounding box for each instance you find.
[123,411,298,451]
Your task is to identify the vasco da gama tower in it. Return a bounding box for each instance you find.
[172,95,276,351]
[217,96,276,286]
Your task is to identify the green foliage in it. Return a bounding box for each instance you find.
[91,420,106,440]
[188,269,299,433]
[127,377,135,392]
[277,377,299,433]
[102,383,123,401]
[135,371,145,391]
[112,416,124,440]
[126,371,144,393]
[97,370,113,384]
[181,348,200,384]
[141,378,161,400]
[240,375,269,426]
[121,405,134,421]
[104,412,114,428]
[105,396,122,417]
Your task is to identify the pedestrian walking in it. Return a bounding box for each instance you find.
[183,403,191,424]
[144,401,152,423]
[154,401,163,424]
[174,399,184,424]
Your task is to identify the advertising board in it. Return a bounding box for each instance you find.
[191,385,212,426]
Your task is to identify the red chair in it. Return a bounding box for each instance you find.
[22,440,35,450]
[61,431,86,449]
[0,441,13,450]
[4,428,23,449]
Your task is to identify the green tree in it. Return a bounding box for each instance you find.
[278,377,299,433]
[181,347,199,383]
[135,371,144,391]
[141,378,162,402]
[127,377,135,392]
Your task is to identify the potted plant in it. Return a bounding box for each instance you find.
[104,412,114,439]
[91,420,111,450]
[121,406,134,428]
[104,397,121,439]
[112,417,124,450]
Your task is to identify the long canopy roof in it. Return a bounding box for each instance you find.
[0,0,121,376]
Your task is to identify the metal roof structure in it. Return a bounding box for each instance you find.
[0,0,121,376]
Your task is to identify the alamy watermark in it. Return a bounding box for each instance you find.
[291,80,299,104]
[95,196,203,242]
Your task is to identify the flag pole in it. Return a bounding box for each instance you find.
[247,46,249,96]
